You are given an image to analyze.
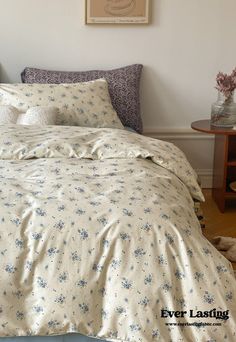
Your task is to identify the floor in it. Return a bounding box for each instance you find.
[201,189,236,270]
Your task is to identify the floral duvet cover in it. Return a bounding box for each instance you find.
[0,125,235,342]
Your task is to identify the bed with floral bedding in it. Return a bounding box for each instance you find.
[0,124,235,342]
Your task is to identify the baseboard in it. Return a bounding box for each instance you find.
[144,127,214,140]
[195,169,213,189]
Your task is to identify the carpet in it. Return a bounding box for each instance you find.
[211,236,236,263]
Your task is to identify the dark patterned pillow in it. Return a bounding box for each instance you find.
[21,64,143,133]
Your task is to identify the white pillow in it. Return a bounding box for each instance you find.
[17,106,58,125]
[0,80,124,129]
[0,105,20,124]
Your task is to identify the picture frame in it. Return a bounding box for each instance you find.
[85,0,150,25]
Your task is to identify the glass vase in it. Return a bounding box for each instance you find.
[211,91,236,127]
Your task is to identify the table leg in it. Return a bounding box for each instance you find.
[212,135,228,213]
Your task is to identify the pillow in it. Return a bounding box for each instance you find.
[0,80,123,129]
[0,105,20,124]
[21,64,143,133]
[17,106,58,125]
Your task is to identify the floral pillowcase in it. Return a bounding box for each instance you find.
[21,64,143,133]
[0,79,124,129]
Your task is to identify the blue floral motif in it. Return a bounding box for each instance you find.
[5,264,17,274]
[204,291,215,304]
[16,311,24,320]
[37,277,47,288]
[121,278,132,290]
[76,280,87,288]
[79,303,89,314]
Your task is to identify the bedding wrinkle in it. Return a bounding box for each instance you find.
[89,234,122,339]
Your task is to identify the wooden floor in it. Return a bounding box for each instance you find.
[202,189,236,270]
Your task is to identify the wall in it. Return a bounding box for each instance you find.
[1,0,236,186]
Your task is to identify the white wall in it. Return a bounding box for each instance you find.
[1,0,235,186]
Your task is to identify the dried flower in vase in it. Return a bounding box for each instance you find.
[215,67,236,100]
[211,67,236,127]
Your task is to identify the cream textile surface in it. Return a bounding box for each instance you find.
[0,125,235,342]
[0,80,123,129]
[17,106,58,125]
[0,105,20,124]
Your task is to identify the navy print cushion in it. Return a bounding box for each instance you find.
[21,64,143,133]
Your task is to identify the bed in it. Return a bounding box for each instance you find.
[0,67,235,341]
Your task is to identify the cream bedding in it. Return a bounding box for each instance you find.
[0,125,235,341]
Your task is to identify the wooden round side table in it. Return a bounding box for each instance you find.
[191,120,236,212]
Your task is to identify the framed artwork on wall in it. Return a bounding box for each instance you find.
[85,0,150,24]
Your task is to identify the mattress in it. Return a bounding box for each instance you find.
[1,334,103,342]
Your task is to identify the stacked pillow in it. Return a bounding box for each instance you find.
[21,64,143,132]
[0,79,123,128]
